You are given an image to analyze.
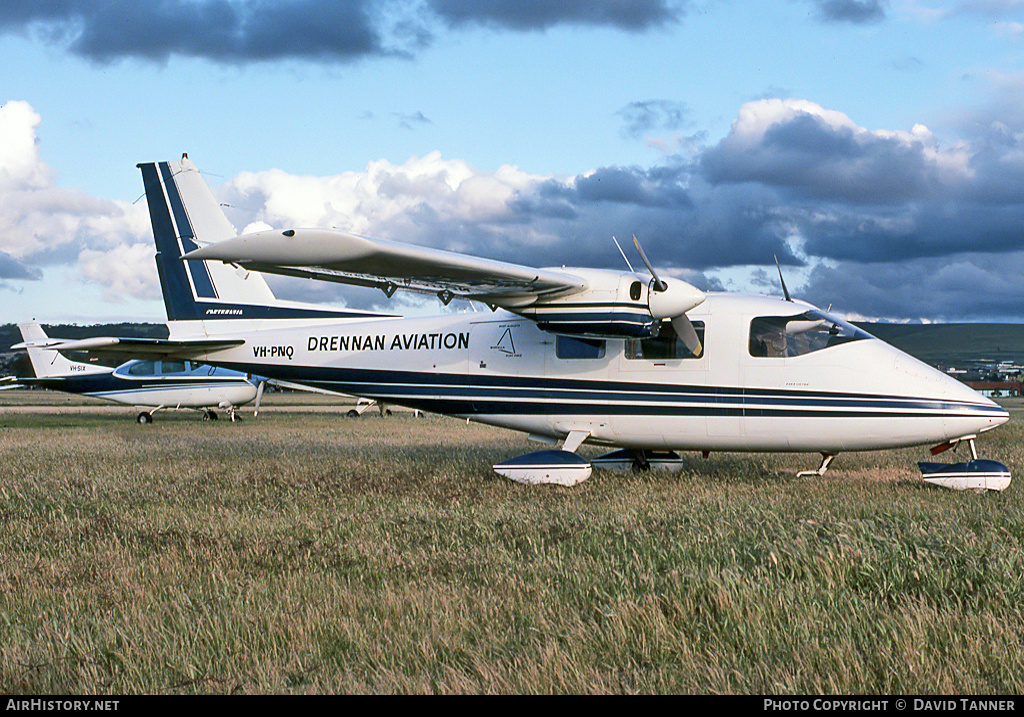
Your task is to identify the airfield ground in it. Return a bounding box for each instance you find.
[1,390,1023,694]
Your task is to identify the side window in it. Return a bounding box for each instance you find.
[127,361,156,376]
[749,317,790,357]
[750,311,872,358]
[555,336,606,359]
[160,361,187,374]
[626,320,704,360]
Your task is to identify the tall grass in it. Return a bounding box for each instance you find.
[1,399,1022,694]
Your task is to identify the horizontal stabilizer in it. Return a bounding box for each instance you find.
[14,336,246,362]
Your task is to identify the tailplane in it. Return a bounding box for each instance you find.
[137,155,383,325]
[16,321,110,378]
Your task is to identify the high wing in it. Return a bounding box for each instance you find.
[184,228,586,308]
[184,228,707,339]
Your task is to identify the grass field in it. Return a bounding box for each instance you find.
[1,392,1023,694]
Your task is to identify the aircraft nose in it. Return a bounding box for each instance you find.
[894,352,1011,437]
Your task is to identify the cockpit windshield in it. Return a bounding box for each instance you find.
[749,310,873,358]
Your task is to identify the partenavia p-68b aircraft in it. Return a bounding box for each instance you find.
[46,156,1011,489]
[10,321,262,422]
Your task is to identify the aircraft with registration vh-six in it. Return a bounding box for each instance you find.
[44,156,1011,490]
[9,321,264,423]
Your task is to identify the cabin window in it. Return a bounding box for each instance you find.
[629,281,643,301]
[626,320,704,360]
[555,336,606,360]
[749,310,872,358]
[127,361,157,376]
[160,361,187,374]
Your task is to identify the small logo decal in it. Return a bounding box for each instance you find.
[491,327,520,357]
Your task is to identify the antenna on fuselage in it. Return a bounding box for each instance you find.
[774,254,792,302]
[612,236,635,272]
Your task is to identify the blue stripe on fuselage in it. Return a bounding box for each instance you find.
[197,363,1003,419]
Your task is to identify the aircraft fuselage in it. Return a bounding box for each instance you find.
[171,292,1007,455]
[31,360,257,411]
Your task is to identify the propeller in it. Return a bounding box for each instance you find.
[672,315,703,357]
[253,377,266,417]
[631,235,705,357]
[632,235,667,292]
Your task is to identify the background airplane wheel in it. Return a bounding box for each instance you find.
[137,412,153,424]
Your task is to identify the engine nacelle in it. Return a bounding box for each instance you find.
[508,268,705,338]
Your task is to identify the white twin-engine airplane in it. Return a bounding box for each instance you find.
[10,321,262,422]
[45,156,1011,489]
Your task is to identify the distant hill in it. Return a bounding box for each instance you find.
[857,323,1024,368]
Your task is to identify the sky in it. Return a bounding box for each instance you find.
[1,0,1023,325]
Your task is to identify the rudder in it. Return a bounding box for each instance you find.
[17,321,108,378]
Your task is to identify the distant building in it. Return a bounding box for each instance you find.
[967,381,1023,397]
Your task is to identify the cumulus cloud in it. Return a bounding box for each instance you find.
[2,1,389,64]
[0,0,685,65]
[0,249,41,282]
[811,0,887,24]
[701,99,973,205]
[78,243,163,302]
[693,97,1024,318]
[201,97,1024,319]
[801,253,1024,322]
[0,101,52,192]
[0,100,152,298]
[5,95,1024,322]
[616,100,692,140]
[426,0,686,32]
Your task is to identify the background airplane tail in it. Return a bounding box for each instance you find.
[17,321,109,378]
[138,155,367,324]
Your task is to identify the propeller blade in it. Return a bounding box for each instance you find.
[254,380,265,417]
[672,315,703,358]
[632,235,667,292]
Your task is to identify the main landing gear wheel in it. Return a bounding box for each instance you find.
[136,412,153,424]
[203,409,219,421]
[797,453,836,478]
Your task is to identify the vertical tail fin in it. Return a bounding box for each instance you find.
[17,321,109,378]
[138,155,275,321]
[138,155,379,324]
